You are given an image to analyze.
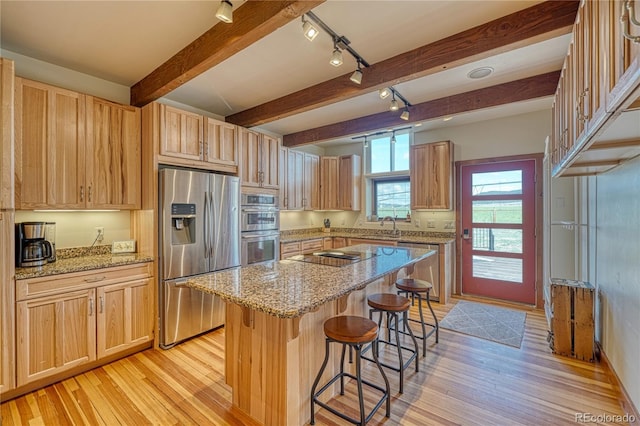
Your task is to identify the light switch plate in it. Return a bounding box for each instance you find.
[112,240,136,254]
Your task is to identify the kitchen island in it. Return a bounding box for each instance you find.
[185,244,435,426]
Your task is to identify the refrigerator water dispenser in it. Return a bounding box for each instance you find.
[171,203,196,245]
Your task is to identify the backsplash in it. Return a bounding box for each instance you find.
[56,245,113,259]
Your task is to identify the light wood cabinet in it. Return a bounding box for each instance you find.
[0,59,14,210]
[96,277,152,359]
[286,149,304,210]
[160,104,203,161]
[337,155,361,211]
[204,117,238,168]
[15,78,142,209]
[322,237,333,250]
[320,156,339,210]
[86,96,141,209]
[240,128,280,189]
[17,288,97,386]
[301,238,323,253]
[303,153,319,210]
[0,211,15,393]
[280,241,302,259]
[15,78,86,209]
[410,141,452,210]
[278,146,289,209]
[15,263,153,387]
[332,237,346,248]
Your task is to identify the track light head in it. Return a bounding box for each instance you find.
[390,96,399,111]
[302,17,319,41]
[215,0,233,23]
[391,132,397,144]
[379,88,391,99]
[350,62,363,84]
[330,47,343,67]
[400,108,410,121]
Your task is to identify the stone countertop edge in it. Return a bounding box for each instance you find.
[15,253,154,280]
[185,245,436,319]
[280,231,454,245]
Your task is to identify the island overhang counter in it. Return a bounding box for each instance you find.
[184,244,436,426]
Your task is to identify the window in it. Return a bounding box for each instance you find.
[367,131,411,219]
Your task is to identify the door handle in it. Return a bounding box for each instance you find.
[463,229,470,240]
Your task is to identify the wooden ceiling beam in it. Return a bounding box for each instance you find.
[227,0,578,128]
[130,0,325,107]
[282,71,560,147]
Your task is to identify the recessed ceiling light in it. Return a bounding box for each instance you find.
[467,67,493,79]
[443,116,454,121]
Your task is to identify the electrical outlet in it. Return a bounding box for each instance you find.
[95,226,104,242]
[427,221,436,228]
[112,240,136,254]
[444,221,455,229]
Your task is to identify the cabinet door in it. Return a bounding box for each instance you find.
[320,156,339,210]
[287,150,304,210]
[160,105,203,161]
[239,127,261,187]
[261,134,280,189]
[86,97,141,209]
[278,146,288,209]
[333,237,346,248]
[15,78,86,208]
[0,212,15,393]
[0,59,13,210]
[303,153,319,210]
[410,141,452,210]
[96,278,152,359]
[338,155,361,211]
[16,289,96,386]
[204,117,238,169]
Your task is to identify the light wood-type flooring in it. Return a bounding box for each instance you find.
[1,298,631,425]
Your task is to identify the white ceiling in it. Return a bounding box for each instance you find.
[0,0,571,146]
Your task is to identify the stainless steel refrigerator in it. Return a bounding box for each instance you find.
[159,168,240,348]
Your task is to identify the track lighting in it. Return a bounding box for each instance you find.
[390,94,399,111]
[379,88,391,99]
[215,0,233,23]
[350,62,363,84]
[400,108,410,121]
[391,131,397,144]
[330,45,343,67]
[302,16,319,41]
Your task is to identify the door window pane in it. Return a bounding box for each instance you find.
[472,170,522,196]
[472,255,522,283]
[472,200,522,224]
[472,228,523,253]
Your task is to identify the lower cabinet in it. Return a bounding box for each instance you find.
[15,263,153,387]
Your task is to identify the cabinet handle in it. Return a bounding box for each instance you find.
[84,276,106,283]
[80,185,84,202]
[88,185,92,203]
[204,142,208,159]
[199,141,203,156]
[99,296,104,313]
[622,1,640,43]
[575,88,590,123]
[283,197,288,208]
[89,298,94,316]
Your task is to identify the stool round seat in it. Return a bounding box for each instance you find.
[367,294,411,312]
[395,278,433,293]
[324,316,379,344]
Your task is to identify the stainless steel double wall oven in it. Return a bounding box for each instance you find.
[240,192,280,265]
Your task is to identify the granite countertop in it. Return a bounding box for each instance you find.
[15,247,154,280]
[280,228,455,245]
[186,244,435,319]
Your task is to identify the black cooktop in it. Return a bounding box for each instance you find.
[288,250,376,267]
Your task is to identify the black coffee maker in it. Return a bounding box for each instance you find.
[16,222,53,267]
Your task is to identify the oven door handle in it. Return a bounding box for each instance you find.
[241,233,279,239]
[241,208,278,213]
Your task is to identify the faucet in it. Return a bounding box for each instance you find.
[380,216,400,236]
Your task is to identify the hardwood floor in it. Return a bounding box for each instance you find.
[1,299,630,425]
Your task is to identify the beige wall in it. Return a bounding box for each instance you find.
[593,155,640,411]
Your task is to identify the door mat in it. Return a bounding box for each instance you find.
[439,301,526,348]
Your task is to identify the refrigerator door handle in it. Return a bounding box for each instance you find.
[207,191,215,260]
[203,192,210,258]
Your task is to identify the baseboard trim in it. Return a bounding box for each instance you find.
[598,342,640,425]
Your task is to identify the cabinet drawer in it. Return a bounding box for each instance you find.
[301,239,323,253]
[16,263,151,301]
[280,242,301,258]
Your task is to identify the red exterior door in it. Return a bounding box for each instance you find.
[460,159,536,304]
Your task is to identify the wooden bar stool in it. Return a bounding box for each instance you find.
[310,315,390,426]
[364,293,419,394]
[395,278,439,357]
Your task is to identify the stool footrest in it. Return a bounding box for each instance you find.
[362,339,418,374]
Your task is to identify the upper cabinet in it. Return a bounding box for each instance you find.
[278,146,289,209]
[551,0,640,177]
[204,117,238,169]
[1,59,14,210]
[337,155,361,211]
[410,141,452,210]
[86,96,141,209]
[281,149,318,210]
[14,79,141,210]
[320,156,339,210]
[239,127,279,190]
[160,104,203,161]
[303,152,319,210]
